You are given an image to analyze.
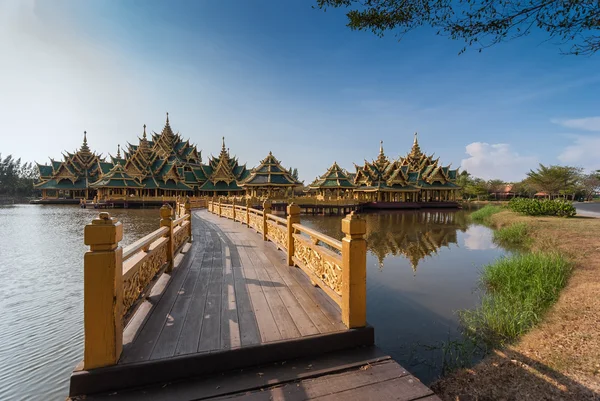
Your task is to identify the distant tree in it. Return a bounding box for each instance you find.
[0,154,38,199]
[579,170,600,200]
[316,0,600,55]
[526,164,583,199]
[486,179,506,198]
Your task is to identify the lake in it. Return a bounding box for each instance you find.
[0,205,506,400]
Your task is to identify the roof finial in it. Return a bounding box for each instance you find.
[116,144,121,159]
[379,140,384,155]
[81,130,91,153]
[413,132,418,145]
[143,124,147,139]
[222,136,226,150]
[166,112,169,124]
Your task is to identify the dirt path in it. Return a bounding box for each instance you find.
[432,211,600,400]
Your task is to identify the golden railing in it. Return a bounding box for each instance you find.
[82,201,192,370]
[207,200,366,331]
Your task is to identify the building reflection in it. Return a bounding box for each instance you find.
[363,211,469,272]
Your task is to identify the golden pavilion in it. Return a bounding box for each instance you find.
[35,114,252,200]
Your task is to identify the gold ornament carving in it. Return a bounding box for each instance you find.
[122,241,168,317]
[267,221,287,251]
[293,237,342,295]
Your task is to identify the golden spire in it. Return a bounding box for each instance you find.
[143,124,147,140]
[80,131,91,153]
[379,140,384,155]
[222,136,226,151]
[166,112,169,125]
[116,144,121,159]
[410,132,422,158]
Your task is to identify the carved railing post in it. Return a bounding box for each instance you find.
[262,200,272,241]
[341,212,367,328]
[185,196,192,241]
[286,203,300,266]
[160,204,175,273]
[232,198,236,221]
[218,197,222,217]
[246,198,251,226]
[83,212,123,369]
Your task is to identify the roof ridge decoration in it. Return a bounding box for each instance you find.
[208,137,237,184]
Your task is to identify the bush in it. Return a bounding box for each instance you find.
[459,252,571,345]
[508,198,576,217]
[470,205,502,223]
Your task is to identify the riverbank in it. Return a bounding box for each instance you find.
[432,210,600,400]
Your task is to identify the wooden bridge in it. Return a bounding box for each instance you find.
[69,200,440,400]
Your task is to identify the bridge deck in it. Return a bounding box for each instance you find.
[70,210,439,400]
[120,210,346,364]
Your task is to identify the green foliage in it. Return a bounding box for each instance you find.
[0,154,39,198]
[469,205,502,223]
[526,164,583,199]
[459,253,571,345]
[316,0,600,55]
[493,222,531,248]
[508,198,576,218]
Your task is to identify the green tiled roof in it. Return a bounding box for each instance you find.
[37,164,54,178]
[35,178,88,189]
[242,152,301,187]
[310,162,355,189]
[90,164,143,188]
[199,180,243,191]
[157,180,192,190]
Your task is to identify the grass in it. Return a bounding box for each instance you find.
[492,222,531,248]
[469,205,503,224]
[459,252,572,346]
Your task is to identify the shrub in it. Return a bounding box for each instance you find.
[508,198,576,217]
[470,205,502,223]
[459,252,571,345]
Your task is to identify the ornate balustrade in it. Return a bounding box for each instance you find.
[207,200,366,330]
[82,202,192,370]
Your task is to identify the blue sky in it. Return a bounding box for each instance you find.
[2,0,600,182]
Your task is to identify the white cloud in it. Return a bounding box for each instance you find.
[460,142,538,182]
[463,225,497,250]
[551,117,600,132]
[558,135,600,170]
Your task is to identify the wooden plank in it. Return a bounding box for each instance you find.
[220,230,261,347]
[230,231,281,343]
[118,239,196,364]
[307,375,433,401]
[174,230,212,356]
[240,236,301,340]
[197,230,224,352]
[218,241,241,350]
[253,240,320,337]
[149,266,200,360]
[81,345,389,400]
[212,359,411,400]
[256,239,344,334]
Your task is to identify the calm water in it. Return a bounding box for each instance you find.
[0,206,506,400]
[0,205,160,401]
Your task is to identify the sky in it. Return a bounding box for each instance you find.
[1,0,600,183]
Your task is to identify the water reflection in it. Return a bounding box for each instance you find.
[0,205,160,401]
[302,209,507,384]
[303,210,474,272]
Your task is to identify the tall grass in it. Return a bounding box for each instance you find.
[459,252,571,345]
[493,222,531,248]
[470,205,502,224]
